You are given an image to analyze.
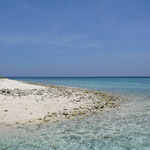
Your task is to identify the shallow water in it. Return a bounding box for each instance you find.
[0,77,150,150]
[10,77,150,98]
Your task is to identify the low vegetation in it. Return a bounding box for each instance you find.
[0,76,7,79]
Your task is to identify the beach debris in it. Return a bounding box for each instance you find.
[0,80,127,124]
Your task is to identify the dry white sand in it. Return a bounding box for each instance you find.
[0,79,125,125]
[0,79,45,90]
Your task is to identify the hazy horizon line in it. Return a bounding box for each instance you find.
[7,76,150,78]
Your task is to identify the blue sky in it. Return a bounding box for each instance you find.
[0,0,150,77]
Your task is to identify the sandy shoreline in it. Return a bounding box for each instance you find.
[0,79,127,125]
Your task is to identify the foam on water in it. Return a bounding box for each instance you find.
[0,77,150,150]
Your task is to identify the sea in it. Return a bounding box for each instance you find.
[0,77,150,150]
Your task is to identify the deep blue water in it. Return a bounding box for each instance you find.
[0,77,150,150]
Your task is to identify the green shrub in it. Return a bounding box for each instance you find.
[0,77,7,79]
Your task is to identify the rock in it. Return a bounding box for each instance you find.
[6,90,12,94]
[36,91,43,95]
[75,99,81,102]
[73,108,79,110]
[71,111,78,117]
[78,110,83,115]
[43,119,50,122]
[52,112,57,117]
[100,105,104,109]
[1,90,6,93]
[94,104,99,109]
[62,110,68,116]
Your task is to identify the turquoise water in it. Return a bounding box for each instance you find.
[10,77,150,99]
[0,77,150,150]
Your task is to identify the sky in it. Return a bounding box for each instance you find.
[0,0,150,77]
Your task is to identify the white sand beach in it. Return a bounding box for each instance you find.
[0,79,125,125]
